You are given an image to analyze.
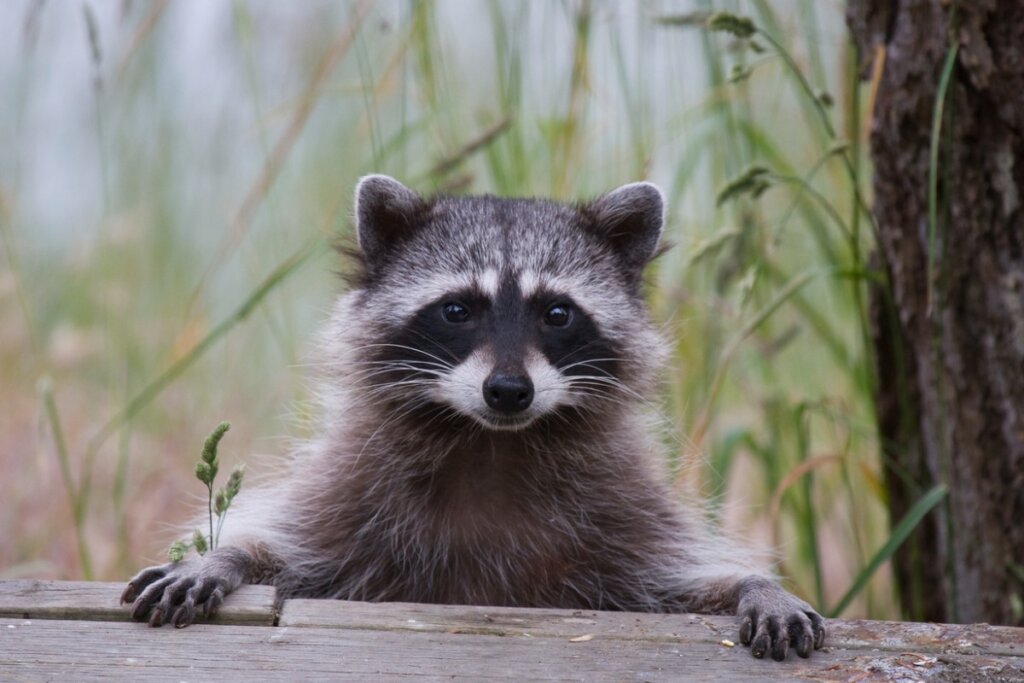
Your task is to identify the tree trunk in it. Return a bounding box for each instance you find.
[847,0,1024,626]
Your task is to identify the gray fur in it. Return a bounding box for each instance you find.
[124,176,825,660]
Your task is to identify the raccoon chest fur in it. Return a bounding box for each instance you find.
[419,434,524,522]
[304,431,593,607]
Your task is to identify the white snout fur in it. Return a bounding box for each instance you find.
[432,348,570,430]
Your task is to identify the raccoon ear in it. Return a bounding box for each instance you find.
[354,174,425,268]
[587,181,665,274]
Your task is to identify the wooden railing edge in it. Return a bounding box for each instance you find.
[1,579,1022,660]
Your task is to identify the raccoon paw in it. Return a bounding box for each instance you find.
[735,578,825,661]
[121,560,236,628]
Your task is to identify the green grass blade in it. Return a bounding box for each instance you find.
[39,378,94,579]
[84,238,325,462]
[829,483,949,618]
[926,42,959,315]
[690,267,824,447]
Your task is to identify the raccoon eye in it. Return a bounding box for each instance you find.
[543,304,572,327]
[441,301,471,323]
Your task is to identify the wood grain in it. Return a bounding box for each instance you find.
[0,580,277,625]
[280,598,1024,657]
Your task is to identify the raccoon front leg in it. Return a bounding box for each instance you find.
[677,574,826,660]
[121,547,257,628]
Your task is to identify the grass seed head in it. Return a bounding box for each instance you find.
[195,461,215,486]
[226,464,245,499]
[168,540,188,563]
[192,529,208,555]
[707,12,756,39]
[716,165,772,206]
[201,421,231,465]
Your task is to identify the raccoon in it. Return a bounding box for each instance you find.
[122,175,826,661]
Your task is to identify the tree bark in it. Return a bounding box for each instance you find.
[847,0,1024,626]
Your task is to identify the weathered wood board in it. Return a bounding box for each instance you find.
[0,580,277,625]
[281,598,1024,657]
[1,581,1023,682]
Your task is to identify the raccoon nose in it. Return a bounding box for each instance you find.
[483,373,534,414]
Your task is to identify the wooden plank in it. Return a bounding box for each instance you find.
[4,618,1021,682]
[280,598,735,642]
[827,618,1024,659]
[280,598,1024,658]
[2,582,1022,681]
[0,580,277,626]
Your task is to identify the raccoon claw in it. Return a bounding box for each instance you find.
[121,563,171,604]
[171,577,221,627]
[735,578,825,661]
[122,561,235,628]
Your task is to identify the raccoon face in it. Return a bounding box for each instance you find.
[370,275,619,431]
[346,175,665,432]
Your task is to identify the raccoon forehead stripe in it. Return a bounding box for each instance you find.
[382,271,477,323]
[379,269,504,323]
[525,272,630,326]
[478,268,500,298]
[518,270,541,299]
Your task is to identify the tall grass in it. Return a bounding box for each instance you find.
[0,1,921,620]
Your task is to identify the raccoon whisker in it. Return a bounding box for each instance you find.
[551,340,618,367]
[362,379,439,392]
[294,357,445,368]
[567,375,633,393]
[345,362,451,381]
[425,406,468,436]
[351,380,438,397]
[352,387,438,411]
[569,385,638,411]
[306,359,452,377]
[351,366,440,381]
[350,343,457,369]
[346,369,423,383]
[561,371,621,390]
[568,376,688,451]
[558,357,628,373]
[564,376,616,386]
[401,328,461,363]
[359,383,440,403]
[413,405,465,436]
[288,361,347,369]
[566,390,622,410]
[573,388,643,409]
[347,374,445,395]
[544,409,581,433]
[345,359,454,371]
[350,365,447,382]
[563,384,618,399]
[352,394,437,467]
[566,365,640,391]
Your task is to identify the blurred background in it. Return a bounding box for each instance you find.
[0,1,887,618]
